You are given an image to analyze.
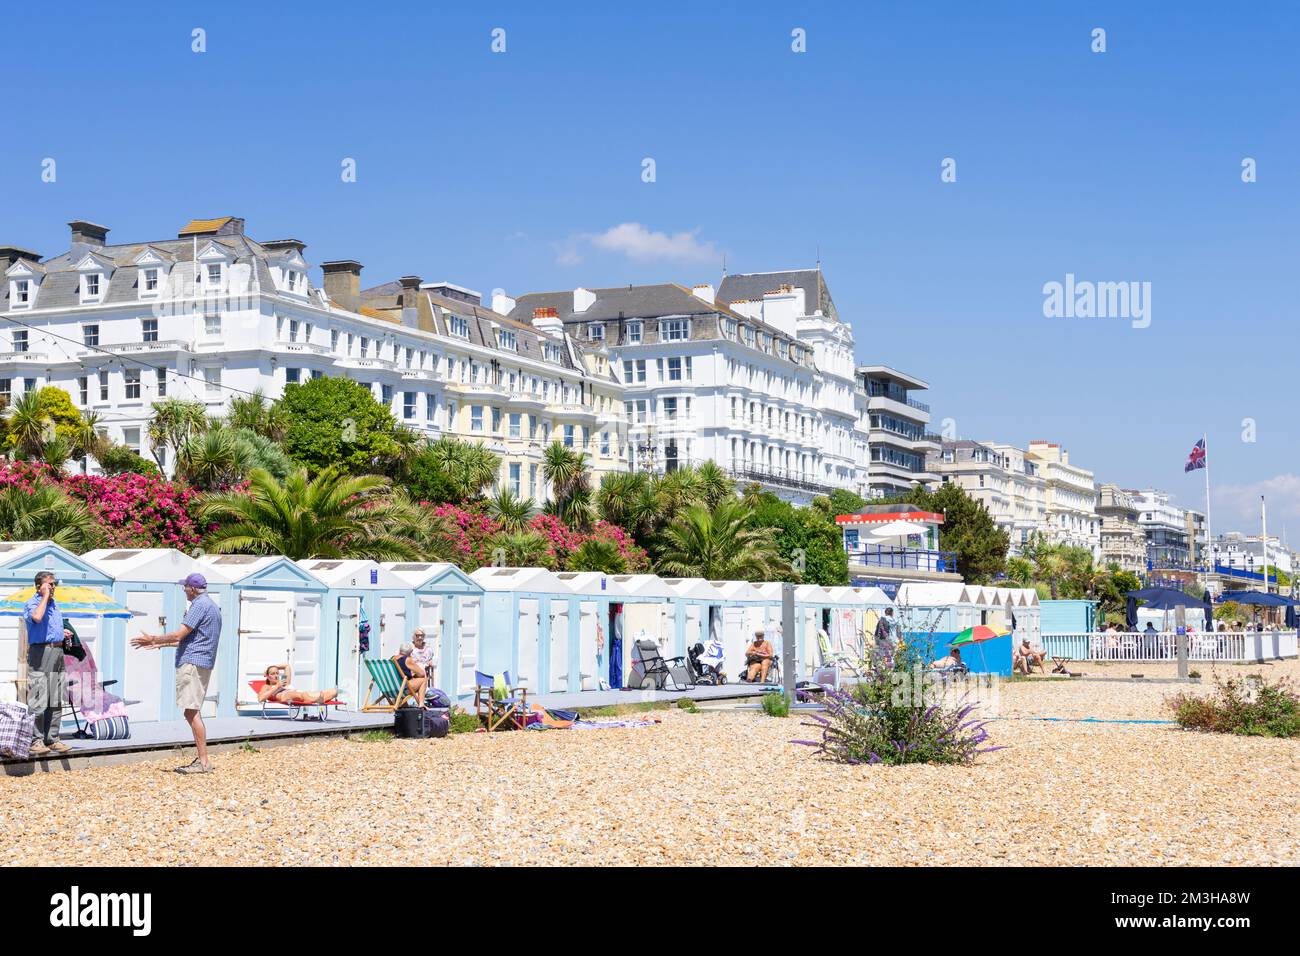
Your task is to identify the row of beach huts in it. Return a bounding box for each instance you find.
[0,540,1040,723]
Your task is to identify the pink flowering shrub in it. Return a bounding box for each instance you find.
[424,502,647,572]
[0,461,202,551]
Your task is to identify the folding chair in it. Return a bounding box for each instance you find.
[817,629,861,677]
[64,677,122,739]
[361,658,418,713]
[474,670,529,731]
[627,640,693,691]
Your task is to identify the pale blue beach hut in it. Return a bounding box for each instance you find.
[469,567,568,698]
[381,561,483,699]
[193,554,328,719]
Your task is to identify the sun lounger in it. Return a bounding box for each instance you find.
[247,680,345,721]
[817,629,861,677]
[626,640,693,691]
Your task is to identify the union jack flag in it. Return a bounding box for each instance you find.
[1185,438,1206,473]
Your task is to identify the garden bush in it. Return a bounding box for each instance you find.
[795,636,1000,765]
[760,691,791,718]
[1170,673,1300,737]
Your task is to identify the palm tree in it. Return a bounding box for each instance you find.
[2,390,52,458]
[72,411,109,464]
[226,389,288,441]
[0,484,98,550]
[694,460,735,510]
[656,500,790,581]
[426,436,500,501]
[39,437,73,473]
[197,467,426,560]
[566,537,628,574]
[542,442,593,528]
[1032,545,1071,600]
[487,531,555,569]
[148,398,208,472]
[486,486,535,533]
[178,427,254,491]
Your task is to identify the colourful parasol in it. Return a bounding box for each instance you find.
[0,585,132,619]
[950,624,1010,646]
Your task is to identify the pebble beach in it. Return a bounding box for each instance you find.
[3,660,1298,867]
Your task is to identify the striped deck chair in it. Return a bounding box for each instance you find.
[361,658,417,713]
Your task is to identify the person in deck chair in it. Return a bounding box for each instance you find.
[393,643,429,701]
[259,663,340,706]
[744,629,775,682]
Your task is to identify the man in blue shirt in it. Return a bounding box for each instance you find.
[23,571,74,755]
[131,573,222,774]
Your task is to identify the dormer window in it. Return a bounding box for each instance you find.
[205,263,223,287]
[587,322,605,342]
[82,273,102,302]
[448,316,469,338]
[13,280,31,308]
[142,268,160,295]
[625,321,642,344]
[496,329,517,351]
[286,270,301,292]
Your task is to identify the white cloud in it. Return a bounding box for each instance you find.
[554,222,720,266]
[1213,474,1300,533]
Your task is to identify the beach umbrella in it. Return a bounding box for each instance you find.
[949,624,1009,673]
[0,585,132,619]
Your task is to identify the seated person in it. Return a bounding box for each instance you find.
[394,643,428,700]
[930,647,964,671]
[743,630,774,682]
[1018,638,1046,673]
[259,663,340,704]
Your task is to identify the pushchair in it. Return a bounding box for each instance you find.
[687,640,727,685]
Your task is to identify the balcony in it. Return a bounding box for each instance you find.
[282,342,333,357]
[0,351,48,364]
[847,545,957,574]
[727,463,840,497]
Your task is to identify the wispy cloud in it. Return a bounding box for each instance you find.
[554,222,720,266]
[1214,474,1300,534]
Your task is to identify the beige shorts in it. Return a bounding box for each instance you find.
[175,663,213,712]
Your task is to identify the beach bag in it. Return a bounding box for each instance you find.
[420,711,449,739]
[0,702,35,760]
[89,716,131,740]
[393,705,423,738]
[424,688,452,709]
[63,621,87,663]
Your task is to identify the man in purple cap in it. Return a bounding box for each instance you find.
[131,573,222,773]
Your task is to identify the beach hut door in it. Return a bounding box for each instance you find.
[336,596,362,706]
[550,602,570,694]
[123,590,166,722]
[292,595,322,693]
[379,596,407,659]
[458,597,480,696]
[237,592,293,702]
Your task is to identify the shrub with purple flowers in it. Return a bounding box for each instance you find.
[794,629,1002,766]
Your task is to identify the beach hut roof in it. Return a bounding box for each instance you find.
[194,554,327,589]
[0,540,113,586]
[380,561,481,593]
[660,577,726,600]
[608,573,675,599]
[83,548,219,582]
[849,585,894,606]
[553,571,626,597]
[297,559,409,589]
[709,580,765,602]
[896,581,974,607]
[470,566,565,593]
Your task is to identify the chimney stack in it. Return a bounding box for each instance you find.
[321,260,363,312]
[691,284,715,304]
[398,276,422,327]
[491,289,516,315]
[0,246,41,272]
[573,287,597,313]
[68,220,109,247]
[532,306,563,334]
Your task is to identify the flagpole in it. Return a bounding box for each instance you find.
[1202,433,1212,593]
[1261,495,1270,595]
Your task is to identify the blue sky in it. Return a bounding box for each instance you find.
[2,2,1297,534]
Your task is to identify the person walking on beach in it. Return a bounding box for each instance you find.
[23,572,75,756]
[873,607,898,663]
[131,574,222,774]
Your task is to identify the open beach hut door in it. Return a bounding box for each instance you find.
[335,595,362,705]
[237,590,323,714]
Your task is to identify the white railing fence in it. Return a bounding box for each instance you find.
[1041,631,1299,663]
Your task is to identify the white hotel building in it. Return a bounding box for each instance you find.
[507,271,888,503]
[0,217,626,495]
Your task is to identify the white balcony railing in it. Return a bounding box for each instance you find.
[1041,630,1298,663]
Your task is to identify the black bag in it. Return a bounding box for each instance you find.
[63,621,87,662]
[394,705,448,739]
[393,705,423,738]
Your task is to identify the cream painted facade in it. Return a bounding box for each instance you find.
[1025,440,1099,557]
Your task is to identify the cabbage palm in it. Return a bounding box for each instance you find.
[197,467,425,560]
[2,390,52,458]
[0,484,99,550]
[656,499,789,582]
[148,398,209,472]
[427,436,500,500]
[566,537,628,574]
[487,530,554,569]
[227,389,288,441]
[694,460,736,510]
[178,427,254,491]
[487,486,535,533]
[542,442,593,528]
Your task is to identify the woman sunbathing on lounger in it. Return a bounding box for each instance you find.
[259,663,340,704]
